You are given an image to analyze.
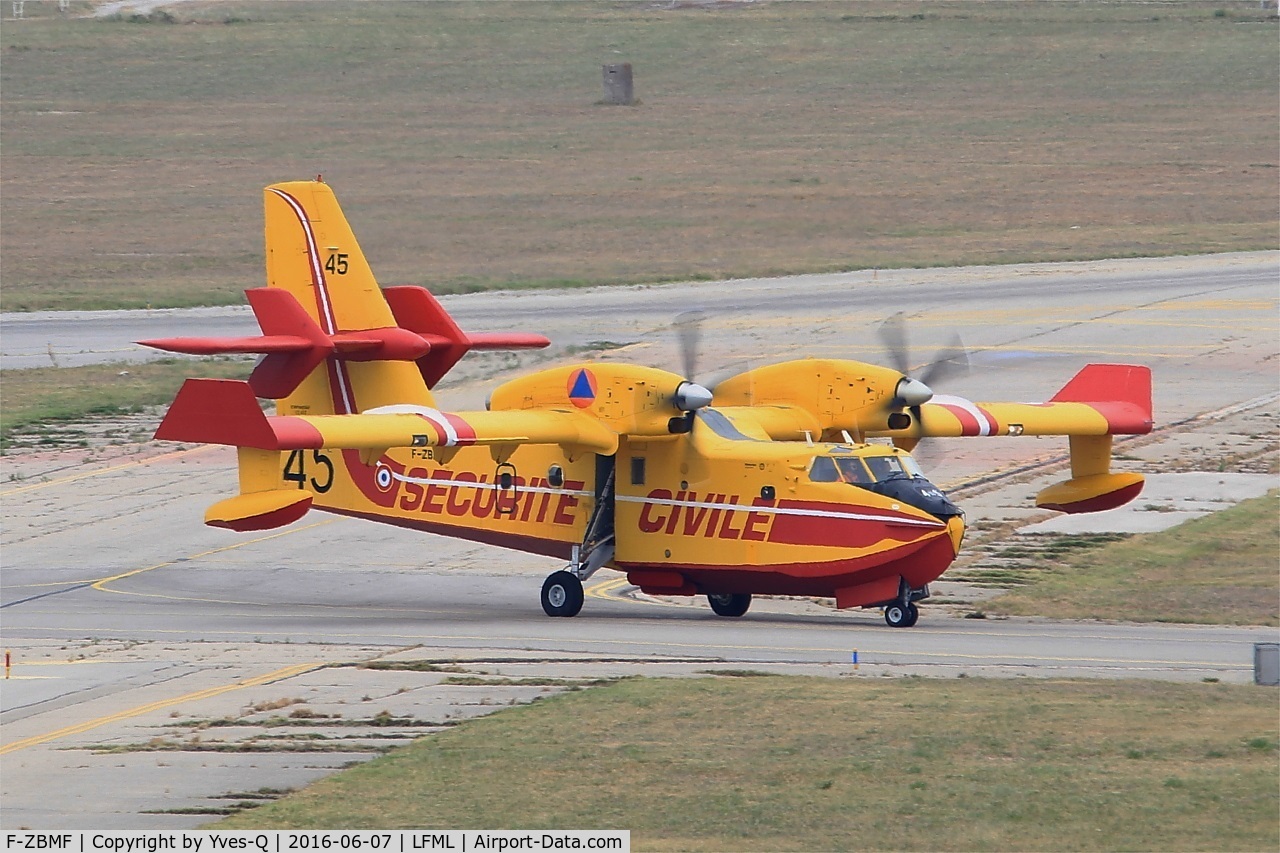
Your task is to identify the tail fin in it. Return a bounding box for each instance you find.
[143,180,550,415]
[264,181,429,415]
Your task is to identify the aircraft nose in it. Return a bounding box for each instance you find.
[945,514,966,554]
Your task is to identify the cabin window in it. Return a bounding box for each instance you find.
[631,456,646,485]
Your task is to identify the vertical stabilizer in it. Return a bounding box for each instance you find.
[263,180,433,415]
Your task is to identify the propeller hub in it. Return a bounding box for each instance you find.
[896,377,934,407]
[673,381,714,412]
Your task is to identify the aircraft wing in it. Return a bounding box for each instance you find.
[155,378,619,456]
[907,396,1149,438]
[874,364,1153,439]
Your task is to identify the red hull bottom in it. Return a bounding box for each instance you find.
[621,529,958,608]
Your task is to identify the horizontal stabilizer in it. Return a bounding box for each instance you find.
[385,286,550,388]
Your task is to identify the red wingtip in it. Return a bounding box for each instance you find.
[155,379,278,448]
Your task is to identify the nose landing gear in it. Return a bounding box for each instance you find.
[882,578,927,627]
[884,601,920,628]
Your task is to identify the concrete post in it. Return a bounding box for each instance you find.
[1254,642,1279,686]
[602,63,635,106]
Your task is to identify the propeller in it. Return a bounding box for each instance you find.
[670,310,713,413]
[876,312,970,454]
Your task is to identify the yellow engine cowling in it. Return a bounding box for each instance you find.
[713,359,905,437]
[488,363,691,438]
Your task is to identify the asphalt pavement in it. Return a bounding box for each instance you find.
[2,251,1277,828]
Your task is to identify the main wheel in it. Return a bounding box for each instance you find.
[707,592,752,618]
[884,601,918,628]
[541,571,584,617]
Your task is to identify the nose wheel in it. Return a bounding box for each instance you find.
[884,601,919,628]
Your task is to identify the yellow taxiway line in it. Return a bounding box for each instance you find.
[0,661,326,755]
[90,519,336,595]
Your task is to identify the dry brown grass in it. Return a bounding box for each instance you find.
[2,1,1276,311]
[217,676,1280,851]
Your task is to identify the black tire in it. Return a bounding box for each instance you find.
[541,571,584,617]
[707,592,752,618]
[903,602,920,627]
[884,602,914,628]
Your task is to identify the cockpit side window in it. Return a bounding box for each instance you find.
[809,456,840,482]
[811,456,876,484]
[835,458,874,485]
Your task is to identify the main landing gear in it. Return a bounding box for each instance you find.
[707,592,752,618]
[541,571,585,618]
[542,458,614,618]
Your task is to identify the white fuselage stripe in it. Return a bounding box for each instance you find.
[386,475,941,528]
[615,494,943,528]
[267,187,354,414]
[390,472,591,497]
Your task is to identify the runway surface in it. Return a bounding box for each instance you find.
[2,252,1277,828]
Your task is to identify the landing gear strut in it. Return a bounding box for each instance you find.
[540,457,615,618]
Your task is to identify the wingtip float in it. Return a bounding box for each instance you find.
[148,179,1153,628]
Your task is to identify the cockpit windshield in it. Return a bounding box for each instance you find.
[809,453,925,484]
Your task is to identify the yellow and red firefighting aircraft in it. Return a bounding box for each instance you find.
[143,180,1152,628]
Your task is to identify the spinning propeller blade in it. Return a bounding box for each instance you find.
[668,310,713,413]
[876,313,971,465]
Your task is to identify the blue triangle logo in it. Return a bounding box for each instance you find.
[569,369,595,401]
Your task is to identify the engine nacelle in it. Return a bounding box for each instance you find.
[489,363,691,437]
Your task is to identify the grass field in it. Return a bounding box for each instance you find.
[215,675,1279,851]
[2,1,1276,311]
[0,357,250,450]
[982,491,1280,626]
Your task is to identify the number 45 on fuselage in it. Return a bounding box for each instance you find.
[144,180,1152,628]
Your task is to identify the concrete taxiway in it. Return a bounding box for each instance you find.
[2,252,1277,828]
